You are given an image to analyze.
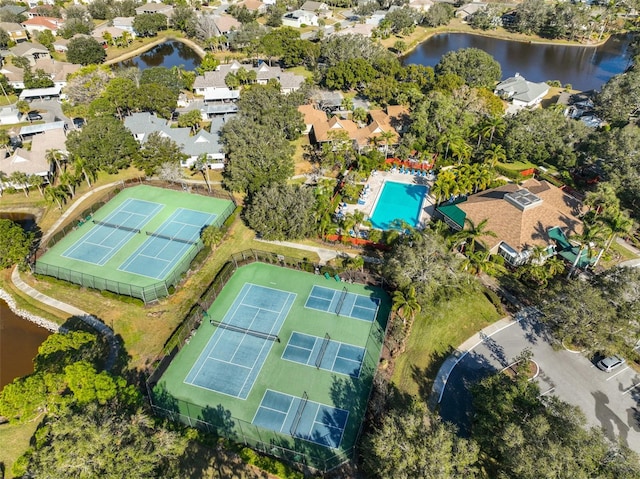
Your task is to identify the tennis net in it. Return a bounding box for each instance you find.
[146,231,197,245]
[315,333,331,369]
[290,391,309,435]
[209,318,280,342]
[335,286,348,316]
[93,220,140,234]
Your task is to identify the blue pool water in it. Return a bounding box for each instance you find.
[369,181,427,230]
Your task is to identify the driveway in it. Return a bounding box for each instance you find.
[439,313,640,452]
[28,99,74,130]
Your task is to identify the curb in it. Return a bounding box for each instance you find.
[429,306,539,409]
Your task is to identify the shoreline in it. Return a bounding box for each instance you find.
[0,287,60,333]
[398,23,614,57]
[104,35,206,67]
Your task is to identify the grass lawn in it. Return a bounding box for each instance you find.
[391,288,502,400]
[292,135,312,175]
[496,160,538,173]
[0,420,39,478]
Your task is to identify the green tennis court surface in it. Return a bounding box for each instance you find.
[185,283,296,398]
[153,263,389,467]
[35,185,234,302]
[253,390,349,449]
[305,285,380,321]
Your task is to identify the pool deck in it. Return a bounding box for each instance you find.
[341,170,436,229]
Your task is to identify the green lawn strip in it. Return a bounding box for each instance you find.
[392,289,501,399]
[495,160,538,172]
[156,263,390,467]
[0,420,39,478]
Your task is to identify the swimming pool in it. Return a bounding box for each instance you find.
[369,181,428,230]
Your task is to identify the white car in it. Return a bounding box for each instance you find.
[596,355,626,372]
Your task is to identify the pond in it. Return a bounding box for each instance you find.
[113,40,202,71]
[403,33,635,91]
[0,300,51,389]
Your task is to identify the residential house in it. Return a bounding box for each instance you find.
[124,112,225,168]
[455,2,486,20]
[25,0,55,8]
[0,64,26,89]
[33,58,80,87]
[308,105,407,152]
[301,1,332,17]
[0,22,28,43]
[298,104,328,134]
[333,23,374,37]
[435,179,585,266]
[9,42,51,65]
[113,17,136,34]
[26,6,57,19]
[0,126,67,186]
[211,14,241,36]
[0,5,27,18]
[21,16,63,36]
[193,61,305,101]
[0,106,21,125]
[494,73,550,108]
[134,3,174,16]
[52,38,69,53]
[365,10,388,26]
[237,0,267,14]
[407,0,433,12]
[92,25,130,45]
[282,10,319,28]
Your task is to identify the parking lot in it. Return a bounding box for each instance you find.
[439,312,640,451]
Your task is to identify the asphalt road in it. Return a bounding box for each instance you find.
[27,99,74,130]
[440,314,640,452]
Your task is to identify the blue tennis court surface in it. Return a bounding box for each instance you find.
[253,390,349,449]
[118,208,216,279]
[184,284,296,399]
[282,332,364,378]
[62,199,162,265]
[304,285,380,322]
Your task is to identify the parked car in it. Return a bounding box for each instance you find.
[27,111,43,121]
[596,355,625,372]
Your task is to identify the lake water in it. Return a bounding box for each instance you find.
[0,299,51,389]
[114,40,202,71]
[403,33,634,91]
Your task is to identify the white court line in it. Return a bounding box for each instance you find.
[539,387,555,396]
[606,366,631,381]
[204,356,252,370]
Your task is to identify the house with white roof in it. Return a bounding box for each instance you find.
[124,112,226,168]
[134,3,174,16]
[282,9,319,27]
[113,17,136,34]
[494,73,550,108]
[0,107,22,125]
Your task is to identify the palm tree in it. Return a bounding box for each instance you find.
[9,171,29,196]
[450,137,472,165]
[593,211,634,267]
[451,217,497,253]
[461,250,504,276]
[483,143,506,168]
[44,185,67,210]
[58,171,76,198]
[73,157,95,188]
[29,174,45,196]
[431,169,457,205]
[484,116,506,145]
[474,165,492,193]
[202,225,224,248]
[191,154,211,193]
[379,130,396,157]
[46,149,66,180]
[392,285,421,325]
[567,223,610,278]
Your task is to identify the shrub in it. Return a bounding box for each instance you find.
[238,448,304,479]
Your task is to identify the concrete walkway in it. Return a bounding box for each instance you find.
[429,306,539,409]
[12,181,123,371]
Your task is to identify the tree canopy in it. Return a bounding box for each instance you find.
[66,36,106,65]
[135,132,187,176]
[244,184,316,240]
[435,48,501,89]
[0,219,32,269]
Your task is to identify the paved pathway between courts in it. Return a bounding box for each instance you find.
[12,181,123,371]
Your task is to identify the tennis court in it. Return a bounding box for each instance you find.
[61,199,162,265]
[184,283,296,399]
[252,390,349,449]
[35,185,235,302]
[304,285,380,322]
[282,332,364,378]
[118,208,217,280]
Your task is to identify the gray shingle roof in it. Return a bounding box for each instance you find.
[495,75,549,103]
